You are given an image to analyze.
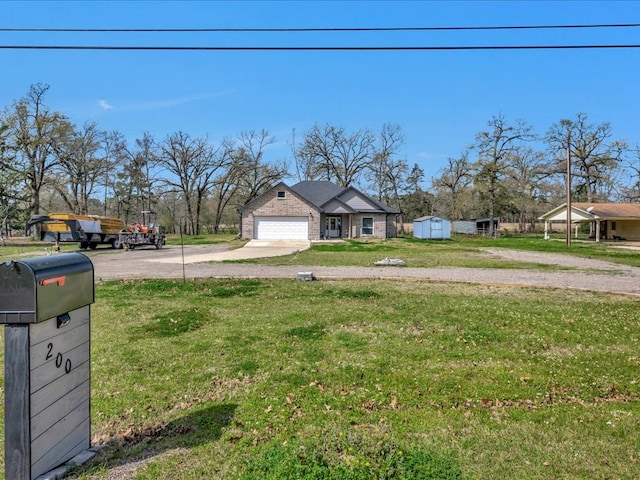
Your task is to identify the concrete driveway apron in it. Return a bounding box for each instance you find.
[144,240,311,264]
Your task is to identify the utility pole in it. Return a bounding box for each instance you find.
[566,131,572,247]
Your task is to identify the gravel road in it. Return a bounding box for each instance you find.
[84,244,640,297]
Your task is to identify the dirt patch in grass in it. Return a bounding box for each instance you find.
[77,448,188,480]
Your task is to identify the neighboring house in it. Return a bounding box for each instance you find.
[539,202,640,242]
[239,181,399,240]
[413,216,451,240]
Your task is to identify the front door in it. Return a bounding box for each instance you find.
[325,216,342,238]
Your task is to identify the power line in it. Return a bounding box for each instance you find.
[3,22,638,50]
[1,44,639,51]
[1,23,640,33]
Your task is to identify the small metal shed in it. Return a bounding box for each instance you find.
[413,216,451,240]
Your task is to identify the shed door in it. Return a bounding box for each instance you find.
[431,218,443,239]
[255,217,309,240]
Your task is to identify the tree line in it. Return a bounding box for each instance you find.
[432,112,638,235]
[1,83,639,237]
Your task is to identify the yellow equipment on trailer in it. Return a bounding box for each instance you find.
[25,213,126,249]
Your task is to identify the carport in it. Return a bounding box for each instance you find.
[539,202,640,242]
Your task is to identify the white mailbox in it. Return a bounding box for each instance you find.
[0,253,94,480]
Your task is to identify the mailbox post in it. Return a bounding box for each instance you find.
[0,252,95,480]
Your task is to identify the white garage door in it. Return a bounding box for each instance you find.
[255,216,309,240]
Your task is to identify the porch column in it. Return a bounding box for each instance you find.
[595,220,600,243]
[544,220,549,240]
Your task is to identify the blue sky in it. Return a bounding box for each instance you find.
[2,0,639,186]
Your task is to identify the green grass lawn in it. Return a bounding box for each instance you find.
[1,234,639,478]
[0,234,243,262]
[1,278,637,479]
[0,241,79,260]
[3,233,639,269]
[240,235,640,269]
[165,233,241,247]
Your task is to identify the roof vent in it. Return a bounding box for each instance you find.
[586,206,594,212]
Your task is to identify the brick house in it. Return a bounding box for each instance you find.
[239,181,399,240]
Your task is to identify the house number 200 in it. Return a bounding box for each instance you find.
[46,342,72,374]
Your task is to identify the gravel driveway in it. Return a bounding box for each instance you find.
[84,244,640,297]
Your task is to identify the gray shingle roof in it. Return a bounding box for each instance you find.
[290,181,344,208]
[287,181,399,214]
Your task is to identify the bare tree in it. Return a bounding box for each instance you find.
[157,131,230,235]
[290,128,317,182]
[210,163,241,234]
[431,153,474,220]
[366,123,407,201]
[206,137,238,234]
[5,83,71,216]
[298,123,375,187]
[234,130,288,204]
[0,123,24,238]
[473,114,536,236]
[101,130,129,216]
[52,122,104,214]
[133,133,159,214]
[546,112,626,202]
[400,164,433,221]
[503,147,547,231]
[112,133,159,223]
[359,124,409,230]
[620,145,640,201]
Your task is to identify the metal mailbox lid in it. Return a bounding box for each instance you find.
[0,252,94,324]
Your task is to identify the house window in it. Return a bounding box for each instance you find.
[277,191,286,199]
[362,217,374,236]
[611,221,617,230]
